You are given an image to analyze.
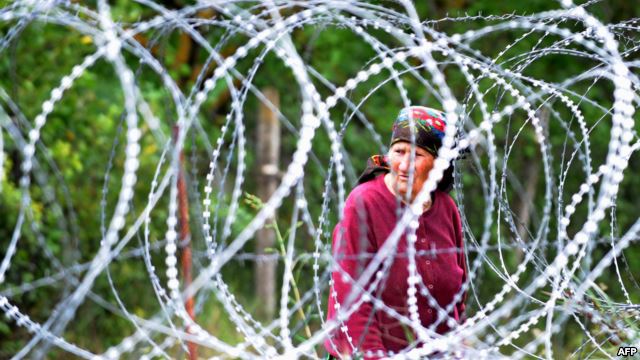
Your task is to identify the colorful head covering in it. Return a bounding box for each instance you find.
[390,106,447,156]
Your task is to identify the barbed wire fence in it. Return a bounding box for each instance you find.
[0,0,639,358]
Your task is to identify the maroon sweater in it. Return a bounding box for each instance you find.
[325,174,466,358]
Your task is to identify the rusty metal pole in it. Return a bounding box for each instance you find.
[173,125,197,360]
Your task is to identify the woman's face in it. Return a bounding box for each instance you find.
[386,141,435,201]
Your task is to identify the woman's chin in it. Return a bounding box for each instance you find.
[396,188,408,198]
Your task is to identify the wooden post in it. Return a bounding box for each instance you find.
[515,107,548,245]
[173,126,198,360]
[255,88,280,319]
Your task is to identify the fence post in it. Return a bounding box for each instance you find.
[173,126,198,360]
[255,88,280,319]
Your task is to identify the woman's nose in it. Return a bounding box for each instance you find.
[398,154,411,172]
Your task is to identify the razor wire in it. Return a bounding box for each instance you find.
[0,0,639,359]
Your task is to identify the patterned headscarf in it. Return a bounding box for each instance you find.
[390,106,447,156]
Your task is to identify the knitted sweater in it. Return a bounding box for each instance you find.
[325,174,466,358]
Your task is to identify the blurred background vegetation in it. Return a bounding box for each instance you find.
[1,0,639,358]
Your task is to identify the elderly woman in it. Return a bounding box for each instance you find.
[325,106,467,359]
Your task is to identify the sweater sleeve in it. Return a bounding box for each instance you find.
[325,196,386,358]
